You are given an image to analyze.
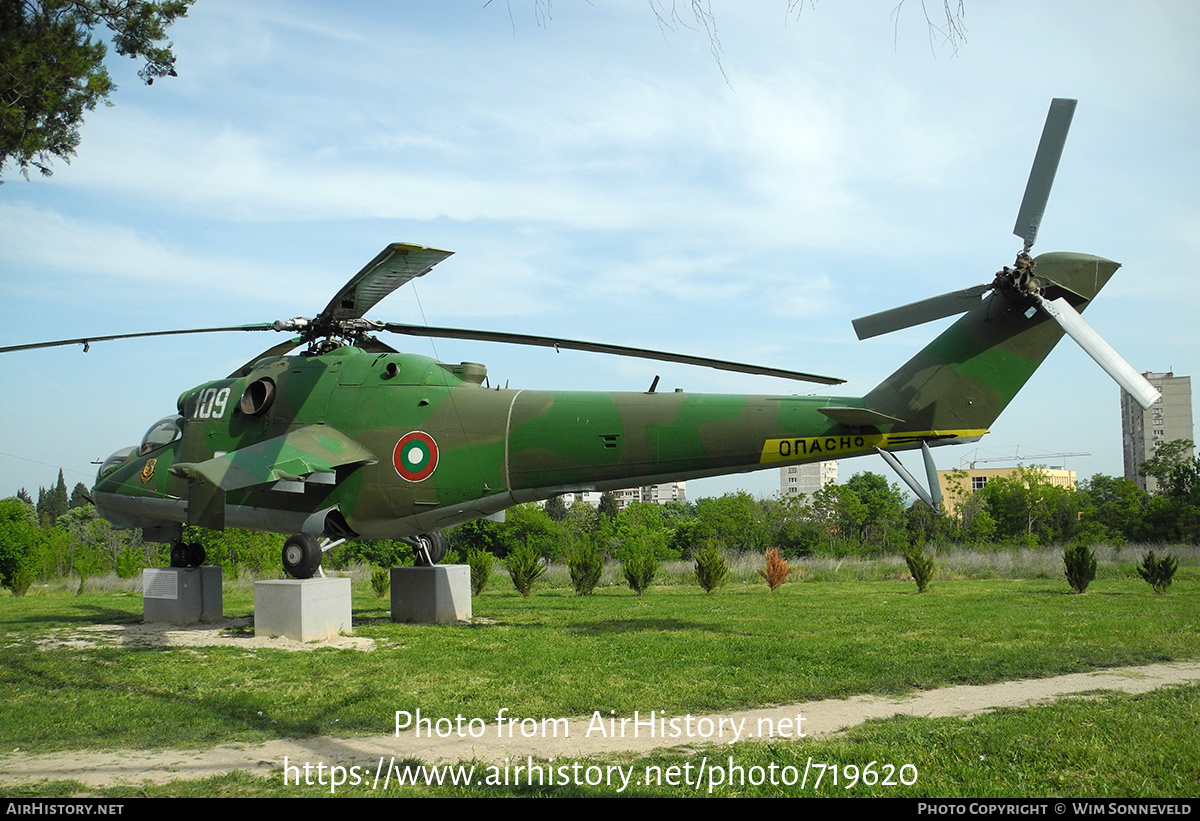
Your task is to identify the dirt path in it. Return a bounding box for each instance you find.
[1,661,1194,789]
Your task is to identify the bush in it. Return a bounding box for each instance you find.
[115,544,146,579]
[8,565,34,597]
[903,545,936,593]
[505,545,545,598]
[370,566,390,598]
[567,539,604,596]
[620,542,659,596]
[693,542,729,593]
[1136,550,1178,594]
[467,548,494,596]
[1063,542,1097,594]
[757,548,793,592]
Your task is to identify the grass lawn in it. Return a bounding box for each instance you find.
[1,572,1196,797]
[12,684,1194,797]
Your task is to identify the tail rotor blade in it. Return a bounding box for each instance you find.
[852,284,992,340]
[1013,98,1077,251]
[1035,295,1160,409]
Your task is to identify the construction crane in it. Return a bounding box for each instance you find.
[960,448,1091,470]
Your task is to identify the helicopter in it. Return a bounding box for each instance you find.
[2,99,1159,579]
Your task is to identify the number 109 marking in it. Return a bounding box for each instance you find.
[194,387,231,419]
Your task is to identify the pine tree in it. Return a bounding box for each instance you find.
[545,495,568,522]
[69,483,90,509]
[37,470,70,526]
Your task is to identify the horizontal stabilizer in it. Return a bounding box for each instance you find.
[818,406,905,427]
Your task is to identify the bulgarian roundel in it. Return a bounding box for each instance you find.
[393,431,439,482]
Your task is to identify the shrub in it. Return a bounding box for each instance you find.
[620,542,659,596]
[567,539,604,596]
[115,544,147,579]
[1136,550,1178,594]
[467,548,494,596]
[758,548,793,592]
[505,545,545,598]
[903,545,936,593]
[693,542,729,593]
[370,566,390,598]
[8,565,34,597]
[1063,542,1097,594]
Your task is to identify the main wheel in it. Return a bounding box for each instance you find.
[413,531,448,566]
[188,542,206,567]
[169,542,190,568]
[282,533,322,579]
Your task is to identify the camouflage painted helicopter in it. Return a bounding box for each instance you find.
[2,99,1159,578]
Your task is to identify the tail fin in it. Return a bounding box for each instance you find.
[863,252,1120,433]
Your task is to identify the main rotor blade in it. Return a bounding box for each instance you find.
[1013,98,1077,251]
[381,322,844,385]
[0,324,275,354]
[319,243,453,323]
[1034,295,1160,409]
[229,336,306,378]
[852,284,992,340]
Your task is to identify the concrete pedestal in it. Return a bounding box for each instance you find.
[390,565,472,624]
[143,566,222,624]
[254,577,352,641]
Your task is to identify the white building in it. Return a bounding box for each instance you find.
[1121,372,1194,493]
[563,482,687,510]
[779,461,838,498]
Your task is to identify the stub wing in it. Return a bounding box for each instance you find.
[170,425,376,529]
[171,425,376,492]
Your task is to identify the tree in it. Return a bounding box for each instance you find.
[1077,474,1147,543]
[0,497,45,593]
[1137,440,1200,543]
[448,518,506,558]
[978,466,1078,545]
[844,472,907,551]
[1139,440,1199,503]
[597,492,618,521]
[36,469,69,526]
[68,481,90,509]
[1,0,193,179]
[690,492,767,554]
[544,495,567,522]
[504,2,968,79]
[811,482,866,553]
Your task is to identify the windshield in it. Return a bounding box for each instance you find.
[97,446,137,481]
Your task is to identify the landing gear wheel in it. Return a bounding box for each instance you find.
[188,542,205,567]
[170,542,190,568]
[413,531,448,566]
[282,533,322,579]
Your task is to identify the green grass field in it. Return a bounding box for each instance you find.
[1,561,1196,797]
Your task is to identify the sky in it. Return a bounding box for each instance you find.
[1,0,1197,505]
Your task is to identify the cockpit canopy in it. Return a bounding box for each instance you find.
[138,414,184,456]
